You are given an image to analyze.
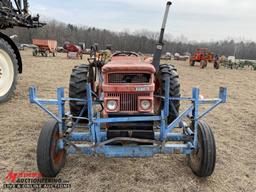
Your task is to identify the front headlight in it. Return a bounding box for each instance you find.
[107,100,117,110]
[140,100,151,110]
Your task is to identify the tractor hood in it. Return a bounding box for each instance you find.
[102,56,156,73]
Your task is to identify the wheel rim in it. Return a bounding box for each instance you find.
[190,129,203,171]
[51,131,65,168]
[0,49,14,97]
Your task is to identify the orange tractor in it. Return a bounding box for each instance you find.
[190,48,219,69]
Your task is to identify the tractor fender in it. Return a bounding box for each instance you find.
[0,32,22,73]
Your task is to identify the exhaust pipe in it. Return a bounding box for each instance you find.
[152,1,172,71]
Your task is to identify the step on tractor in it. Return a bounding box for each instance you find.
[0,0,44,103]
[190,48,219,69]
[30,2,227,178]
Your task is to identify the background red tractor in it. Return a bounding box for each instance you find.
[190,48,219,69]
[64,42,83,59]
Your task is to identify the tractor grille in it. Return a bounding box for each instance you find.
[107,92,150,111]
[108,73,151,84]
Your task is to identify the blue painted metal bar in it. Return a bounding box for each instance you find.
[29,84,227,158]
[160,110,166,141]
[29,86,37,103]
[69,132,190,142]
[62,98,87,102]
[155,95,194,101]
[86,84,96,144]
[29,87,61,122]
[165,105,194,136]
[199,99,221,104]
[67,144,192,157]
[155,132,191,141]
[69,132,107,142]
[33,99,58,105]
[33,99,61,122]
[94,116,161,123]
[169,97,194,101]
[192,88,200,148]
[164,77,170,117]
[197,100,222,120]
[57,87,65,149]
[219,87,227,103]
[95,113,101,144]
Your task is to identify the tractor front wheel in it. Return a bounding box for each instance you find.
[200,60,207,68]
[188,120,216,177]
[37,120,66,177]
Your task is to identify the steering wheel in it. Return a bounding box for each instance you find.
[112,51,139,57]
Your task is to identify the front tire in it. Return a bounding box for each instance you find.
[37,120,66,177]
[188,121,216,177]
[0,39,18,103]
[200,60,207,68]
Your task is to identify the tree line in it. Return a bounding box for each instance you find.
[2,20,256,60]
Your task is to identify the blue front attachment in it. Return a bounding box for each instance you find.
[29,82,227,157]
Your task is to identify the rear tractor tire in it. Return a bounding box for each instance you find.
[44,51,49,57]
[156,64,180,124]
[214,61,219,69]
[32,49,37,56]
[188,120,216,177]
[37,120,66,177]
[69,64,89,119]
[190,60,195,66]
[0,39,18,103]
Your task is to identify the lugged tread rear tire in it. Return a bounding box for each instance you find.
[69,64,89,118]
[37,120,66,177]
[214,61,219,69]
[158,64,180,123]
[190,60,195,66]
[188,120,216,177]
[0,39,18,103]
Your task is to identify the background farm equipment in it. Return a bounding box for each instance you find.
[190,48,219,69]
[64,42,83,59]
[0,0,44,103]
[174,53,189,61]
[222,60,256,70]
[32,39,57,57]
[161,52,172,60]
[30,2,227,178]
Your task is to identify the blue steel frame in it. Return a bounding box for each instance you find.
[29,82,227,157]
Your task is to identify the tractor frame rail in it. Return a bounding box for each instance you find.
[29,83,227,157]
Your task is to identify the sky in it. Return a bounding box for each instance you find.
[29,0,256,42]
